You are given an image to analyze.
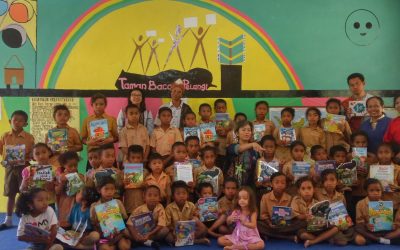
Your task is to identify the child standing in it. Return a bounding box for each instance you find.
[0,110,35,229]
[217,186,265,250]
[253,101,275,137]
[299,107,326,154]
[165,142,190,183]
[16,188,62,250]
[214,99,232,169]
[85,148,101,183]
[273,107,299,162]
[145,153,172,205]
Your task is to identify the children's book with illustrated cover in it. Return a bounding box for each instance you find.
[369,165,394,192]
[215,113,230,128]
[66,172,84,196]
[307,200,331,232]
[199,122,217,142]
[272,206,292,227]
[323,114,346,134]
[24,224,50,237]
[256,160,279,182]
[183,127,201,141]
[253,124,266,142]
[124,163,144,189]
[56,219,87,246]
[94,199,126,237]
[352,147,368,172]
[279,127,296,145]
[328,201,353,229]
[48,128,68,153]
[89,119,109,139]
[336,161,358,186]
[188,159,202,169]
[315,160,336,175]
[198,197,218,222]
[175,220,196,246]
[174,162,193,184]
[197,167,221,195]
[292,161,311,181]
[32,165,53,182]
[349,101,367,117]
[130,212,155,235]
[3,144,25,166]
[368,201,393,232]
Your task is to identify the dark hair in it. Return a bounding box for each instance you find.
[200,145,217,158]
[128,144,144,158]
[364,178,382,191]
[234,120,253,133]
[305,107,322,123]
[81,187,99,207]
[171,180,188,195]
[377,142,394,153]
[366,96,384,108]
[90,93,107,105]
[183,111,196,120]
[281,107,295,118]
[199,103,212,112]
[185,135,200,145]
[125,103,140,114]
[255,100,269,109]
[172,141,186,152]
[11,110,28,122]
[53,104,70,118]
[260,135,276,146]
[270,172,286,182]
[127,89,146,112]
[99,143,115,153]
[321,169,338,183]
[145,185,161,195]
[325,98,341,109]
[295,176,315,189]
[223,177,238,188]
[310,145,325,157]
[97,176,116,190]
[350,130,368,143]
[196,182,214,195]
[394,96,400,107]
[58,151,80,167]
[234,112,247,121]
[158,106,172,116]
[148,153,163,164]
[15,188,46,217]
[329,145,347,157]
[33,143,53,158]
[347,73,365,84]
[214,99,227,108]
[235,186,257,214]
[88,147,101,155]
[290,140,306,151]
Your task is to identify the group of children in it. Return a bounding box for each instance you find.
[1,89,400,250]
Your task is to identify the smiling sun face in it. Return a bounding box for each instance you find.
[345,9,380,46]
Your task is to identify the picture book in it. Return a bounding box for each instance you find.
[253,124,266,142]
[368,201,393,232]
[279,127,296,145]
[66,173,84,196]
[307,200,330,232]
[24,224,50,237]
[3,144,25,166]
[328,201,353,229]
[369,165,394,192]
[215,113,230,128]
[124,163,144,189]
[130,212,155,235]
[183,127,201,141]
[349,101,367,117]
[56,219,87,246]
[198,197,218,222]
[352,147,368,171]
[94,168,117,185]
[174,162,193,184]
[199,122,217,142]
[48,128,68,153]
[89,119,109,139]
[94,199,126,237]
[336,161,357,186]
[292,161,311,181]
[188,159,202,169]
[196,167,221,195]
[323,114,346,134]
[272,206,292,227]
[256,160,279,183]
[175,220,196,246]
[32,165,53,182]
[315,160,336,175]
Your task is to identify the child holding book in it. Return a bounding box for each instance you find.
[217,186,265,250]
[85,148,101,183]
[181,111,204,145]
[198,103,212,124]
[127,185,169,248]
[299,107,326,154]
[145,153,172,206]
[253,101,275,138]
[217,177,238,235]
[310,145,328,162]
[16,188,62,250]
[165,142,190,182]
[195,182,221,238]
[55,151,85,228]
[291,177,339,248]
[165,181,209,245]
[0,110,35,229]
[90,176,131,250]
[273,107,299,162]
[214,99,232,169]
[119,104,150,161]
[354,178,400,245]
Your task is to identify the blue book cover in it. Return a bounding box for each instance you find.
[315,160,336,175]
[89,119,109,139]
[279,127,296,145]
[292,161,311,181]
[272,206,292,226]
[4,144,25,166]
[199,122,217,142]
[48,128,68,153]
[183,127,200,141]
[175,220,195,246]
[188,159,202,169]
[124,163,144,189]
[256,160,279,182]
[198,197,218,222]
[131,212,155,235]
[369,201,393,232]
[94,199,126,237]
[328,201,353,229]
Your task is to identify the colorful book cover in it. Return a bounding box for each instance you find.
[94,169,117,185]
[94,199,126,237]
[292,161,311,181]
[256,160,279,182]
[198,197,218,222]
[315,160,336,175]
[352,147,368,171]
[336,161,357,186]
[279,127,296,145]
[48,128,68,153]
[89,119,109,139]
[66,173,84,196]
[323,114,345,134]
[215,113,230,128]
[3,144,25,166]
[253,124,266,141]
[369,165,394,192]
[328,201,353,229]
[272,206,292,227]
[349,101,367,117]
[32,165,53,182]
[174,162,193,183]
[183,127,201,141]
[130,212,155,235]
[124,163,144,189]
[307,200,330,232]
[24,224,50,237]
[175,220,196,246]
[199,122,217,142]
[197,168,221,195]
[56,219,87,246]
[368,201,393,232]
[188,159,202,169]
